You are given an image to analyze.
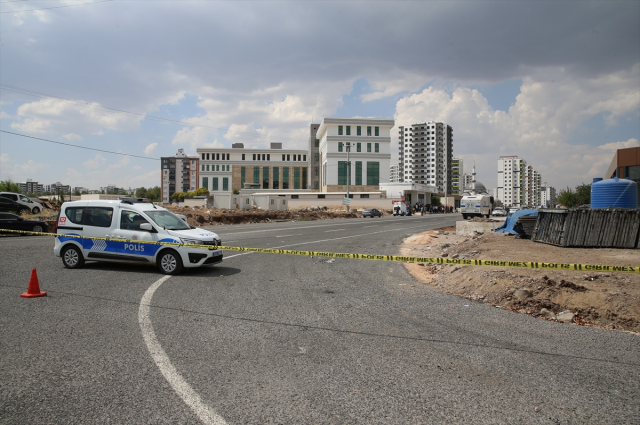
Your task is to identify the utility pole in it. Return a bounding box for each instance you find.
[346,142,351,212]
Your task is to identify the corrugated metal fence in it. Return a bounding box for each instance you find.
[532,208,640,249]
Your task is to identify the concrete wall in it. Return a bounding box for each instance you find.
[455,220,505,236]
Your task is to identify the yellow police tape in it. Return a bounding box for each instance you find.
[2,229,639,274]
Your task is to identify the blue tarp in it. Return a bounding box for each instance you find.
[493,209,539,235]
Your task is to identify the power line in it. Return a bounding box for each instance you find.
[0,84,304,143]
[0,130,159,160]
[0,0,113,13]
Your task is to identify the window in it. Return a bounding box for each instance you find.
[314,167,319,176]
[346,126,351,135]
[367,143,372,152]
[223,177,229,191]
[205,165,209,171]
[293,155,297,161]
[314,181,319,189]
[273,167,279,189]
[267,154,270,161]
[263,166,269,189]
[302,167,307,189]
[65,207,84,225]
[253,167,260,184]
[207,153,210,160]
[262,154,266,161]
[338,142,343,152]
[283,167,290,189]
[216,165,220,171]
[227,154,230,160]
[291,194,299,199]
[242,154,245,160]
[367,162,379,185]
[294,167,301,189]
[303,155,306,161]
[120,210,150,231]
[212,177,219,191]
[375,127,379,136]
[375,143,379,153]
[338,161,349,185]
[282,154,286,161]
[338,125,343,135]
[202,153,205,160]
[253,154,256,160]
[357,126,361,136]
[317,194,325,198]
[241,167,245,189]
[357,143,361,152]
[202,164,205,171]
[216,154,220,160]
[287,154,290,161]
[367,126,371,136]
[360,194,369,198]
[355,161,362,185]
[84,207,113,228]
[315,139,319,147]
[315,153,319,161]
[203,177,209,190]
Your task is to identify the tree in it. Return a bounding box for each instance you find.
[0,179,22,193]
[431,195,441,206]
[557,187,577,208]
[574,183,591,206]
[172,192,186,202]
[146,186,161,202]
[232,188,239,195]
[135,187,148,198]
[73,188,81,196]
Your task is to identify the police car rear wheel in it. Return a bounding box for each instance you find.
[158,250,183,275]
[62,246,84,269]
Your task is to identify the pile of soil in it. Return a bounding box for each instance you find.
[165,205,392,226]
[402,229,640,333]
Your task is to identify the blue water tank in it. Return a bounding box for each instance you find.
[591,177,638,209]
[592,177,603,183]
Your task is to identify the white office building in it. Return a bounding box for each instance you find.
[540,182,557,208]
[316,117,394,192]
[397,121,453,194]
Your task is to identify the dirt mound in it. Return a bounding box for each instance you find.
[402,230,640,334]
[164,205,390,225]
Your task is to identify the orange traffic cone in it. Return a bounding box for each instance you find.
[21,268,47,298]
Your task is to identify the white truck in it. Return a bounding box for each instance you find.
[392,201,407,216]
[460,192,494,219]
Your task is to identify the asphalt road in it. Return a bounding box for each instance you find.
[1,214,639,424]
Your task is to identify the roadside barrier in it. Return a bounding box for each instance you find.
[2,229,638,274]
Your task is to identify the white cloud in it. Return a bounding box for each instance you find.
[362,71,429,102]
[394,66,640,189]
[144,142,158,155]
[598,138,639,151]
[11,98,142,136]
[83,154,107,169]
[0,158,48,182]
[63,133,83,142]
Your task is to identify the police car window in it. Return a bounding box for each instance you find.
[65,207,84,225]
[120,210,150,231]
[83,207,113,228]
[145,210,190,230]
[20,196,30,202]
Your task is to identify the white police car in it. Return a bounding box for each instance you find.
[54,198,223,274]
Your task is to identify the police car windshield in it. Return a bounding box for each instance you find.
[145,210,190,230]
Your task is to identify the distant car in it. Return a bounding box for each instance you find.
[0,197,29,214]
[508,207,519,215]
[492,207,506,216]
[0,192,43,213]
[0,212,49,233]
[362,208,382,218]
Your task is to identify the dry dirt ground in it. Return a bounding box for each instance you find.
[402,228,640,334]
[164,205,391,225]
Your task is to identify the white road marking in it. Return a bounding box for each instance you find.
[275,234,302,238]
[325,229,345,232]
[139,276,228,425]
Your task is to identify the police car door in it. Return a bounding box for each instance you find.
[111,209,159,262]
[82,206,118,260]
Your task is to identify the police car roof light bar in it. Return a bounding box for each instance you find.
[118,197,152,204]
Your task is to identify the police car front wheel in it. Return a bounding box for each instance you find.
[62,245,85,269]
[157,250,184,275]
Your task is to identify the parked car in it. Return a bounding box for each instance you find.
[492,207,506,217]
[0,192,43,213]
[0,197,29,214]
[55,198,223,274]
[362,208,382,218]
[508,207,519,215]
[0,212,49,233]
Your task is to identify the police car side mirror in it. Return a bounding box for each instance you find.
[139,223,157,233]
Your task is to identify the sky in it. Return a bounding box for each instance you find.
[1,0,639,192]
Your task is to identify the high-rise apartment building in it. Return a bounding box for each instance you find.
[451,157,463,195]
[389,164,401,182]
[161,149,199,204]
[540,182,557,208]
[316,117,394,192]
[18,180,43,194]
[497,156,542,207]
[463,173,473,189]
[397,121,453,193]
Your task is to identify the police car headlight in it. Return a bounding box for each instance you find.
[181,238,204,246]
